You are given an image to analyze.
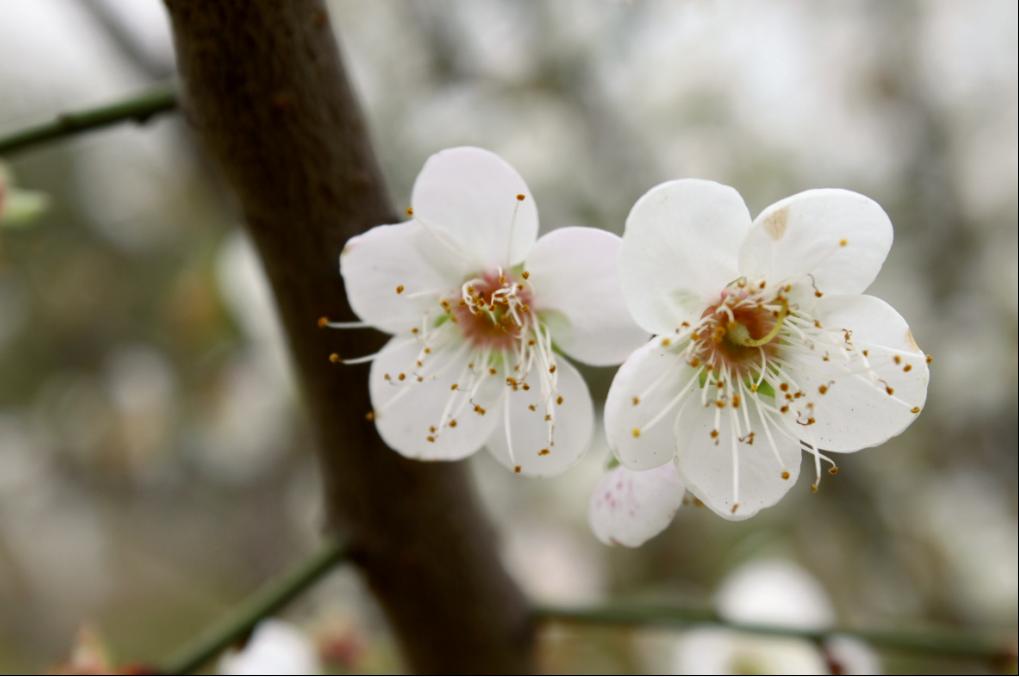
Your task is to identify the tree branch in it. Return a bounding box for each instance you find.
[535,604,1015,664]
[162,539,348,675]
[162,1,533,672]
[0,86,176,156]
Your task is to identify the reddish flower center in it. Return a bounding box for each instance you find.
[452,271,533,350]
[691,289,786,375]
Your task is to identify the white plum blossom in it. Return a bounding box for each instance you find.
[0,163,49,228]
[605,179,930,520]
[588,462,685,547]
[335,147,646,476]
[219,620,322,675]
[671,559,880,675]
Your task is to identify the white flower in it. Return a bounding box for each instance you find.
[671,559,881,675]
[606,180,930,519]
[219,620,321,675]
[0,163,49,228]
[588,462,685,547]
[337,147,646,476]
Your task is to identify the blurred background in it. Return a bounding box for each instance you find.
[0,0,1015,673]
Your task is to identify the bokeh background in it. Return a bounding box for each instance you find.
[1,0,1016,673]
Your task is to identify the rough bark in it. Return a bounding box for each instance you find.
[163,1,534,672]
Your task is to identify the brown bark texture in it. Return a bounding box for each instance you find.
[163,1,534,672]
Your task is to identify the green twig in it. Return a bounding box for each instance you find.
[160,538,348,675]
[0,85,178,156]
[534,604,1014,663]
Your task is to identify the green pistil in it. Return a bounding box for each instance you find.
[725,300,789,348]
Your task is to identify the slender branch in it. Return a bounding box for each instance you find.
[534,604,1015,663]
[0,86,177,156]
[160,539,348,675]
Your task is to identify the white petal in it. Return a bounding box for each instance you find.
[716,559,835,628]
[604,339,689,471]
[738,189,892,299]
[219,620,321,675]
[369,333,503,460]
[588,463,684,547]
[412,147,538,270]
[780,294,929,453]
[340,221,467,334]
[486,356,594,477]
[525,227,649,366]
[675,394,802,521]
[825,636,882,675]
[620,179,752,335]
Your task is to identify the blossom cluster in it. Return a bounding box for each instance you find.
[333,147,929,547]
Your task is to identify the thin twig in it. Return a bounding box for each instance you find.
[0,85,177,156]
[534,603,1014,663]
[160,538,348,675]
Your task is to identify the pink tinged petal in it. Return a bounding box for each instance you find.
[369,334,503,461]
[675,395,802,521]
[738,189,893,300]
[486,356,594,477]
[525,227,649,367]
[620,179,752,335]
[340,221,469,334]
[411,146,539,270]
[605,339,693,471]
[780,294,929,453]
[588,463,685,547]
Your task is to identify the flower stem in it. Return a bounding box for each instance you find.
[533,603,1014,663]
[0,85,177,156]
[160,538,348,675]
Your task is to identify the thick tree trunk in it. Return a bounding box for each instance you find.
[163,1,534,672]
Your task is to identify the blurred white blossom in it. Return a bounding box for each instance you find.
[219,620,321,675]
[670,559,879,675]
